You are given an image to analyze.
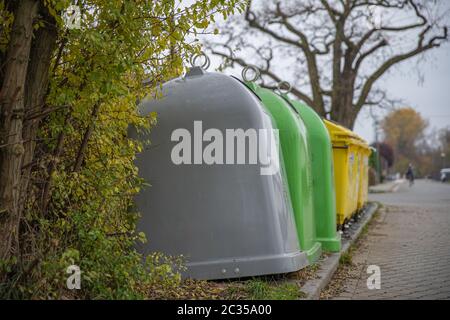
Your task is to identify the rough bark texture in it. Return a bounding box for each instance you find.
[0,0,39,263]
[20,5,58,216]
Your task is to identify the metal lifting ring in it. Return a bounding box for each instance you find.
[277,81,292,95]
[190,52,210,70]
[241,65,260,82]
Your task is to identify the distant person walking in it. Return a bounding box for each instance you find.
[406,163,415,187]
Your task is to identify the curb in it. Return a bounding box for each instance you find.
[390,179,406,192]
[299,202,380,300]
[369,179,405,194]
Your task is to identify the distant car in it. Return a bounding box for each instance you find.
[386,174,397,181]
[441,168,450,182]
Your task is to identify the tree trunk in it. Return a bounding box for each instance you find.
[20,6,58,215]
[330,102,357,129]
[73,102,101,173]
[0,0,39,264]
[330,71,357,129]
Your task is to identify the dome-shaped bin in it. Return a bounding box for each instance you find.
[282,97,341,252]
[245,82,322,264]
[131,67,308,280]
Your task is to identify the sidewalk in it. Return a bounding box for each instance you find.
[323,180,450,300]
[299,203,379,299]
[369,179,406,193]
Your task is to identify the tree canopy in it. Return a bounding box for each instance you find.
[381,107,428,174]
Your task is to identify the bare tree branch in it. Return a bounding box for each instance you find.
[210,46,315,106]
[209,0,449,128]
[355,25,448,111]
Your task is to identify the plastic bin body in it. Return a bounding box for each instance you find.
[357,145,371,210]
[369,147,381,182]
[352,151,361,213]
[324,120,361,226]
[283,98,341,252]
[131,68,308,280]
[246,82,321,263]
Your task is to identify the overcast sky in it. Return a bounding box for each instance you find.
[353,43,450,143]
[202,41,450,144]
[198,3,450,145]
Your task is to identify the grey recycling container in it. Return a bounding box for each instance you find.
[131,66,308,280]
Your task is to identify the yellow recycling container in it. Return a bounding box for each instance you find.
[357,143,372,211]
[324,120,366,226]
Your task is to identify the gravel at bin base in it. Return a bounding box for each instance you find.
[145,203,379,300]
[298,202,380,300]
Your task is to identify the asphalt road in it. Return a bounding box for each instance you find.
[370,179,450,208]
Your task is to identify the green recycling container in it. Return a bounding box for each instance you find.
[369,147,381,183]
[245,82,322,263]
[282,97,341,252]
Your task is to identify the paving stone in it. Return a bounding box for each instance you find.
[330,180,450,300]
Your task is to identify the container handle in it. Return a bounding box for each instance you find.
[241,65,260,82]
[190,52,210,70]
[277,81,292,95]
